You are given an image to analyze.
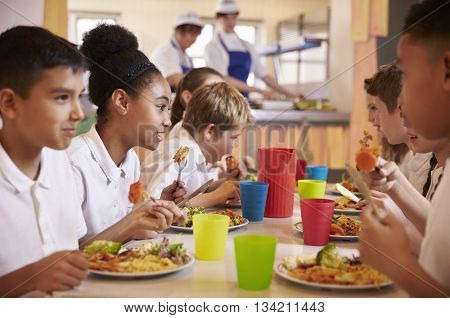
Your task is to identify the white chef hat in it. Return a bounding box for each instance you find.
[216,0,240,15]
[173,11,203,29]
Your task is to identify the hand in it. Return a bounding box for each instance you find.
[130,229,159,240]
[225,168,242,181]
[258,89,278,100]
[370,190,408,224]
[160,180,187,204]
[361,157,402,193]
[127,200,186,232]
[30,251,87,293]
[359,206,413,278]
[213,181,240,204]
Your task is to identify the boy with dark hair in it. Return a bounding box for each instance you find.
[360,0,450,297]
[0,26,88,297]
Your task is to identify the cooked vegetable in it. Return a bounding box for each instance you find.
[83,240,121,255]
[128,181,149,204]
[316,244,343,269]
[355,130,381,172]
[330,223,346,236]
[180,206,206,227]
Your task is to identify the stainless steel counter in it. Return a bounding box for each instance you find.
[251,109,350,125]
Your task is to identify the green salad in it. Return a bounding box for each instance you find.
[182,206,206,227]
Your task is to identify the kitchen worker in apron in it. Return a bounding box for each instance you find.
[151,11,203,89]
[205,0,302,99]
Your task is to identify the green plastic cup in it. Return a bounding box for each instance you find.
[193,214,229,260]
[234,234,277,290]
[297,179,326,199]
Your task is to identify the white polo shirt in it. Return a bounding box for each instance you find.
[406,152,433,194]
[67,126,140,238]
[140,122,218,198]
[151,38,193,78]
[204,31,268,79]
[0,143,86,276]
[419,158,450,290]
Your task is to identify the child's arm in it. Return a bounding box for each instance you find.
[79,200,184,247]
[160,180,187,204]
[189,181,240,208]
[360,209,448,297]
[0,251,87,297]
[363,158,430,234]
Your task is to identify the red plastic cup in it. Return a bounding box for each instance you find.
[296,159,307,181]
[300,198,335,246]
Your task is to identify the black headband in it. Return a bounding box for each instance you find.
[124,61,152,82]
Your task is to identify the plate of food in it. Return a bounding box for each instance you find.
[275,244,392,290]
[294,215,362,241]
[84,238,194,278]
[215,199,242,209]
[170,207,249,232]
[334,197,366,215]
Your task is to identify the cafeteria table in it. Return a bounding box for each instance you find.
[54,193,406,298]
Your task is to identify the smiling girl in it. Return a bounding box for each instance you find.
[67,24,185,244]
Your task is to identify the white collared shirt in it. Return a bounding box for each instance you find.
[151,38,193,78]
[419,158,450,290]
[141,122,219,198]
[67,126,140,237]
[0,143,86,276]
[204,31,267,79]
[406,152,433,193]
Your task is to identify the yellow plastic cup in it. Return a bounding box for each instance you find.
[193,214,229,260]
[298,179,326,199]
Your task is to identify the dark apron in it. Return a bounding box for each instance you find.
[218,33,252,98]
[170,39,193,74]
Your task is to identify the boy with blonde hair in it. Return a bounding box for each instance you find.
[141,82,253,208]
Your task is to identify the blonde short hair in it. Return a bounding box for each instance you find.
[182,82,253,135]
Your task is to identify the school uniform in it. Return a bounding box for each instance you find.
[67,126,140,238]
[0,143,86,276]
[151,37,194,78]
[140,122,219,198]
[204,31,267,97]
[419,158,450,290]
[406,152,433,193]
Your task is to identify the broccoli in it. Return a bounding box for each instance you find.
[316,244,343,269]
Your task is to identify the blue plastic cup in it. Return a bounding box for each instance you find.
[239,182,269,222]
[305,165,328,181]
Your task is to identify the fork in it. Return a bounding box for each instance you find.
[175,159,187,191]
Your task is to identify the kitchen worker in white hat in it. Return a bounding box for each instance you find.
[204,0,301,99]
[151,11,203,89]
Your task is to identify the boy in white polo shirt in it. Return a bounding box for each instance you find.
[359,0,450,297]
[0,26,89,297]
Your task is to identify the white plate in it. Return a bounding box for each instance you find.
[334,208,361,215]
[88,253,195,278]
[293,222,358,241]
[170,218,249,233]
[275,264,392,291]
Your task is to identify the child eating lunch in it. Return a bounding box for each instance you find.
[141,82,253,208]
[67,24,185,243]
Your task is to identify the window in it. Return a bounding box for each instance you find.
[276,8,330,85]
[186,19,261,86]
[68,11,120,45]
